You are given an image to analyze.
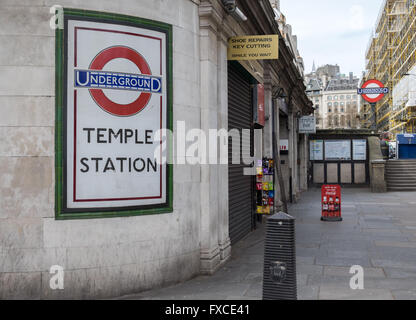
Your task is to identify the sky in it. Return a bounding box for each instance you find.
[280,0,384,78]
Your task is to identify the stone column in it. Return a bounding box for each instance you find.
[299,133,308,191]
[371,160,387,193]
[217,28,231,265]
[288,109,298,202]
[199,2,225,274]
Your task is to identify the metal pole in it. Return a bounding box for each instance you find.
[371,103,377,131]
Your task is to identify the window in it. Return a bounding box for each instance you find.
[328,102,332,107]
[328,108,332,113]
[334,102,339,107]
[334,115,339,126]
[334,95,338,100]
[341,115,346,127]
[327,96,332,101]
[347,95,351,100]
[340,95,344,100]
[340,102,345,106]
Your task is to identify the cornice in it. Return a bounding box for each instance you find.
[199,0,224,33]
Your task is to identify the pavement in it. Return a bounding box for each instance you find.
[118,188,416,300]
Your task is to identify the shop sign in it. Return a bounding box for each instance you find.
[227,35,279,61]
[55,10,173,218]
[299,116,316,134]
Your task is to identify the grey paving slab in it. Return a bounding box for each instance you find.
[323,266,385,278]
[297,264,324,276]
[371,259,416,269]
[383,267,416,279]
[117,188,416,300]
[297,256,316,265]
[316,256,372,268]
[363,278,416,291]
[319,286,394,300]
[375,241,416,248]
[243,282,262,299]
[392,290,416,300]
[307,274,352,287]
[298,285,319,300]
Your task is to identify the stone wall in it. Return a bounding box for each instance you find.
[0,0,202,299]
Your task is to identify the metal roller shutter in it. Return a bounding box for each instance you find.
[228,62,254,245]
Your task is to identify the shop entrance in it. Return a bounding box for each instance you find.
[227,61,255,245]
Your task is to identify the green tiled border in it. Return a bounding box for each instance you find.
[55,8,173,220]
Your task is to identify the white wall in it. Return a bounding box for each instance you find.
[0,0,201,299]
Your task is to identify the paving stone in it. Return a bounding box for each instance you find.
[324,266,385,278]
[316,256,372,268]
[363,278,416,291]
[297,264,323,276]
[319,286,394,300]
[297,256,315,265]
[308,275,351,287]
[371,259,416,269]
[243,282,262,299]
[117,188,416,301]
[374,241,416,248]
[297,274,308,287]
[383,267,416,279]
[392,290,416,300]
[298,285,319,300]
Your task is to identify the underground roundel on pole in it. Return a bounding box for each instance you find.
[357,79,389,103]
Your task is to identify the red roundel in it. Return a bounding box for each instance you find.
[359,79,387,104]
[89,46,152,117]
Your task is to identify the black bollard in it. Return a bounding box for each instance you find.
[262,212,297,300]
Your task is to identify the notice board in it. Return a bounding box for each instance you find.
[324,140,351,160]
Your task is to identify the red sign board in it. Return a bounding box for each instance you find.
[321,185,342,222]
[357,79,389,103]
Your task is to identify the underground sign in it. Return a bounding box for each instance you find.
[357,79,389,103]
[61,15,171,213]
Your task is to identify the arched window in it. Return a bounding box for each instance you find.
[327,115,333,127]
[346,115,352,128]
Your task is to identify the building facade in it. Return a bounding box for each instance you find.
[361,0,416,135]
[0,0,312,299]
[306,65,361,130]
